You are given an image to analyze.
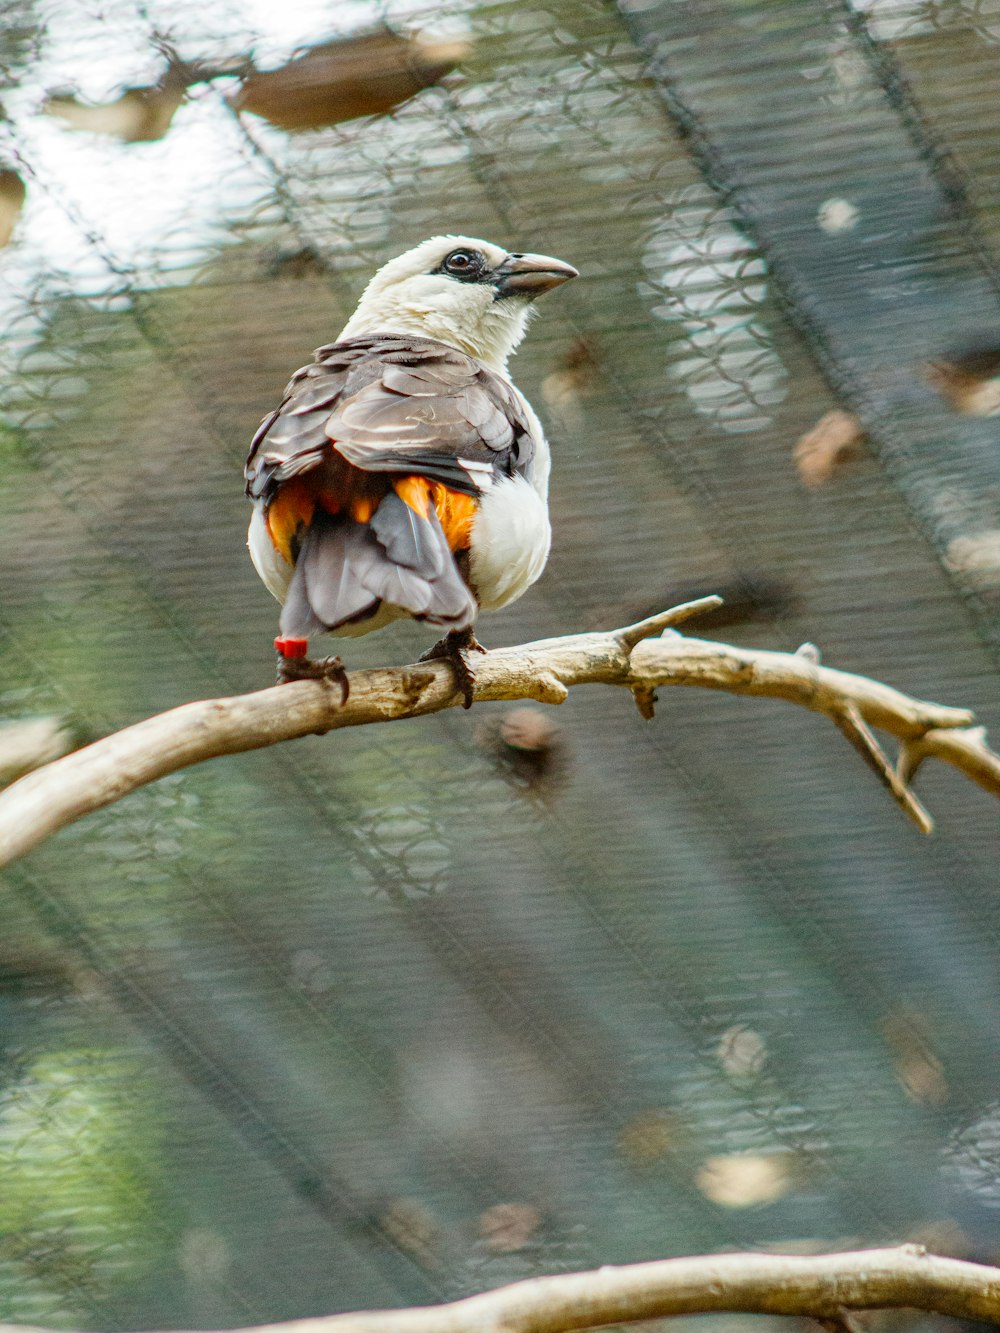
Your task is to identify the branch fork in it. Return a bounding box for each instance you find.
[614,595,724,720]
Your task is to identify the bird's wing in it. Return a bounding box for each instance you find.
[245,334,540,505]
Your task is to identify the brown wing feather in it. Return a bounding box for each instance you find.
[245,335,539,506]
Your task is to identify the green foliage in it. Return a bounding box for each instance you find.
[0,1047,166,1326]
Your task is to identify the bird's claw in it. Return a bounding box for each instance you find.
[276,653,350,704]
[420,629,487,709]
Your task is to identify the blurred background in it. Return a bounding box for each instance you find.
[0,0,999,1329]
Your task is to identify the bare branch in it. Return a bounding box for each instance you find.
[899,724,1000,792]
[830,702,933,833]
[0,601,993,868]
[614,594,724,651]
[0,1246,997,1333]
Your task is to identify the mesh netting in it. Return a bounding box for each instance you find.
[0,1,999,1328]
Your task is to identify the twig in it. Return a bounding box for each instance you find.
[0,600,993,868]
[830,702,933,833]
[0,1246,996,1333]
[899,724,1000,791]
[613,594,723,650]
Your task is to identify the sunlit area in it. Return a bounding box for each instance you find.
[1,1,999,1330]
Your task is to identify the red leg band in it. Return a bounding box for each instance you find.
[274,636,309,659]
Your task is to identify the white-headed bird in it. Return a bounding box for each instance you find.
[245,235,577,705]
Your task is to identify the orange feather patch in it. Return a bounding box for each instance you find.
[265,478,316,564]
[394,476,477,552]
[266,466,477,563]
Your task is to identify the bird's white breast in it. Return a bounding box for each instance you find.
[469,473,551,611]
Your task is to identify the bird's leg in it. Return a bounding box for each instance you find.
[274,637,349,705]
[419,628,487,709]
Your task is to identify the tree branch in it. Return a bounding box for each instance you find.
[0,597,995,867]
[1,1246,998,1333]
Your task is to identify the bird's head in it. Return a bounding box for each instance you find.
[337,235,578,373]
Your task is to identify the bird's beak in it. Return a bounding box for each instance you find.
[492,252,579,299]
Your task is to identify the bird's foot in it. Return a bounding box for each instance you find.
[419,628,487,709]
[274,638,349,704]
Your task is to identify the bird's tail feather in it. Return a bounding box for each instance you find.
[279,498,476,638]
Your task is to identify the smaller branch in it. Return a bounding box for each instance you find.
[899,725,1000,795]
[617,597,724,719]
[831,702,933,833]
[615,595,724,651]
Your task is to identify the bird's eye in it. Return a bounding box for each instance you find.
[443,249,483,278]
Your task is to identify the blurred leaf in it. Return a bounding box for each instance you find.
[44,86,185,143]
[944,530,1000,590]
[542,336,602,428]
[43,63,191,143]
[882,1009,949,1107]
[231,30,471,132]
[0,167,24,247]
[793,409,866,488]
[379,1198,441,1268]
[477,1203,542,1253]
[0,717,73,787]
[263,243,329,280]
[617,1109,683,1166]
[925,349,1000,417]
[716,1024,768,1079]
[0,947,81,1000]
[695,1152,798,1207]
[475,707,569,801]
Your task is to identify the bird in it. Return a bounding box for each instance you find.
[245,235,578,706]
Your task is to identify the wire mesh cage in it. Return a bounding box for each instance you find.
[0,1,999,1329]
